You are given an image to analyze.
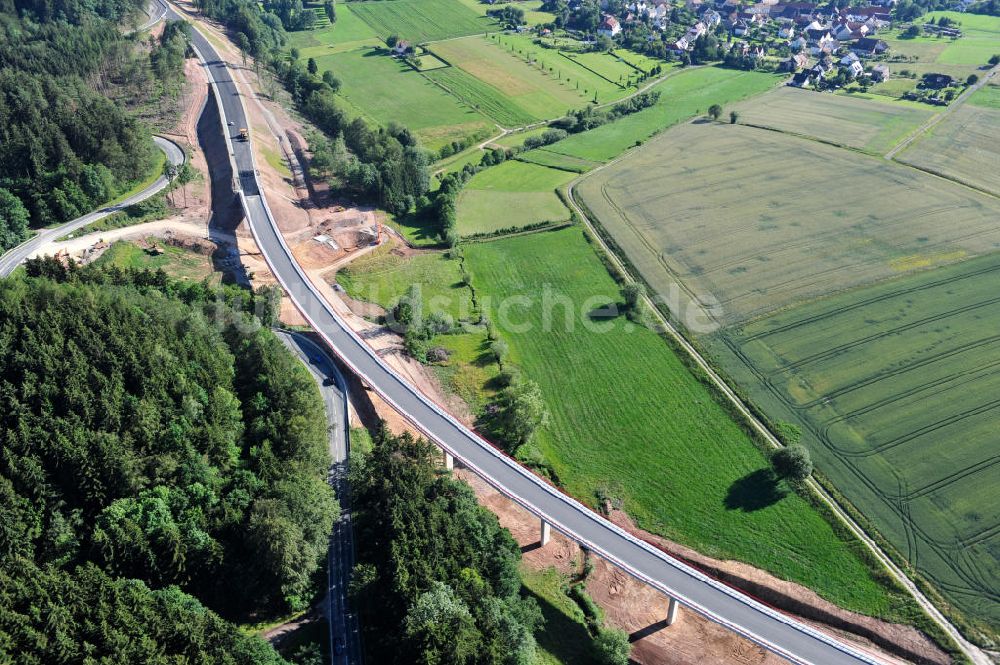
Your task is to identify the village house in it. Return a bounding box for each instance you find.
[733,20,749,35]
[778,24,796,38]
[871,63,890,81]
[843,59,865,78]
[702,8,723,28]
[393,40,411,55]
[790,35,807,50]
[782,51,810,71]
[791,70,813,86]
[850,36,889,56]
[598,14,621,37]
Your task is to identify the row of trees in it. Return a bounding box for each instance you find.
[276,55,431,214]
[1,261,337,662]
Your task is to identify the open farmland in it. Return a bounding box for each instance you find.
[575,122,1000,326]
[462,227,913,618]
[312,46,493,150]
[287,2,379,56]
[734,86,933,154]
[427,35,603,124]
[347,0,494,43]
[704,252,1000,628]
[489,34,633,103]
[925,11,1000,65]
[896,94,1000,195]
[454,0,555,26]
[456,161,574,235]
[877,14,999,99]
[538,67,781,162]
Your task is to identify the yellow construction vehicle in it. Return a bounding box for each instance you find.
[238,127,249,141]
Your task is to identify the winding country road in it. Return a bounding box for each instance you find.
[174,2,904,662]
[0,136,186,278]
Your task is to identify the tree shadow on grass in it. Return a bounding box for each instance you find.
[586,301,622,320]
[724,469,787,512]
[522,586,600,665]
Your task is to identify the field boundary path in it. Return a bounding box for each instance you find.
[276,331,363,665]
[885,62,1000,161]
[564,142,991,665]
[175,1,920,662]
[0,136,185,278]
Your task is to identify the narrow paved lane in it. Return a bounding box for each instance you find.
[275,331,363,665]
[0,136,185,278]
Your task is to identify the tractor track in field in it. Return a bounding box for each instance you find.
[564,142,993,663]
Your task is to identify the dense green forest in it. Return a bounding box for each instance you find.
[350,428,543,665]
[0,259,336,663]
[0,0,188,246]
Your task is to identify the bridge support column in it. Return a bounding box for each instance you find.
[443,451,454,471]
[666,596,679,626]
[540,520,551,546]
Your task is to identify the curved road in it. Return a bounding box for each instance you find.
[177,4,885,663]
[0,136,185,278]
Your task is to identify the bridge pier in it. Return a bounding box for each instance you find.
[666,596,679,626]
[443,450,454,471]
[540,520,551,546]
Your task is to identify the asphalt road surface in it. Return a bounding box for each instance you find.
[0,135,185,278]
[179,4,885,663]
[275,331,363,665]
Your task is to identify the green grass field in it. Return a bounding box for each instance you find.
[336,246,476,322]
[896,101,1000,195]
[453,0,555,26]
[456,161,574,235]
[735,86,933,154]
[427,35,602,124]
[925,11,1000,65]
[540,67,781,162]
[559,50,637,88]
[516,149,601,173]
[312,46,494,150]
[425,66,537,127]
[287,3,380,56]
[489,34,634,103]
[463,227,911,618]
[95,240,220,283]
[575,122,1000,325]
[347,0,494,42]
[704,253,1000,628]
[970,82,1000,108]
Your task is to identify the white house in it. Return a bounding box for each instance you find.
[702,9,722,28]
[843,59,864,78]
[598,15,621,36]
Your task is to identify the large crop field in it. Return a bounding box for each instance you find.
[456,161,574,235]
[576,122,1000,326]
[896,89,1000,195]
[734,86,933,155]
[704,253,1000,626]
[311,47,494,150]
[347,0,493,42]
[463,227,911,617]
[427,36,601,124]
[537,67,781,162]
